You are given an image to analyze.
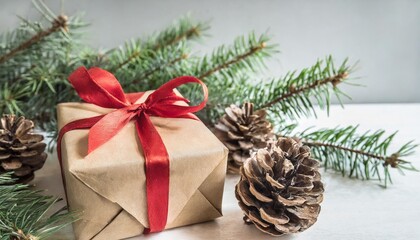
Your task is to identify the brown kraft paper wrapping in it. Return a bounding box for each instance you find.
[57,90,228,240]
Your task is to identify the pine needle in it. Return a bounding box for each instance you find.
[0,173,77,239]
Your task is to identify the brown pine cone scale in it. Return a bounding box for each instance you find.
[0,115,47,183]
[214,102,274,173]
[235,137,324,236]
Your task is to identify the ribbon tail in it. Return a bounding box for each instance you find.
[136,113,170,233]
[87,108,136,154]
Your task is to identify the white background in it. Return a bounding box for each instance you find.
[1,0,419,103]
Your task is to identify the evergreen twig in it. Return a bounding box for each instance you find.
[250,56,352,120]
[8,65,36,84]
[0,15,68,65]
[152,24,202,50]
[259,71,349,109]
[0,173,77,239]
[109,17,207,72]
[298,125,417,186]
[198,42,267,79]
[175,33,276,123]
[130,53,188,86]
[191,32,275,82]
[111,50,140,72]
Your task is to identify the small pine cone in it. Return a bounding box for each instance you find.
[0,115,47,184]
[235,137,324,236]
[214,102,274,173]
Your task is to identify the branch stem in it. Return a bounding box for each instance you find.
[114,26,199,72]
[130,54,187,85]
[153,26,199,50]
[112,51,140,71]
[0,15,67,65]
[198,43,266,79]
[258,72,348,110]
[303,140,406,167]
[9,65,36,83]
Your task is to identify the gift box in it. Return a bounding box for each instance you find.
[57,67,228,240]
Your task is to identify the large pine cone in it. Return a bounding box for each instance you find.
[235,137,324,236]
[0,115,47,184]
[214,102,274,173]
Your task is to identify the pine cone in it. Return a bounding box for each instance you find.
[214,102,274,173]
[0,115,47,184]
[235,137,324,236]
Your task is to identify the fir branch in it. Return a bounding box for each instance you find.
[130,53,188,86]
[78,49,109,68]
[107,39,141,72]
[174,33,276,123]
[0,5,88,128]
[190,32,275,82]
[0,15,68,65]
[198,41,267,79]
[250,56,352,120]
[109,17,207,72]
[0,82,31,114]
[298,125,417,186]
[6,65,36,85]
[151,20,206,50]
[259,72,348,109]
[113,41,190,90]
[0,173,77,239]
[112,50,140,72]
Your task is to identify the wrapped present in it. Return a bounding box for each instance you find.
[57,67,228,240]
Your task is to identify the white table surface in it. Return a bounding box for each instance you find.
[34,104,420,240]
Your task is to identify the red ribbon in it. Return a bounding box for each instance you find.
[57,67,208,233]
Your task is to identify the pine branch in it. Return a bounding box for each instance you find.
[250,56,352,120]
[0,15,68,65]
[0,173,77,239]
[0,8,88,132]
[259,72,348,109]
[130,53,188,86]
[152,20,206,50]
[190,32,275,82]
[113,41,190,91]
[198,41,267,79]
[205,57,352,128]
[5,65,36,86]
[298,125,417,186]
[172,33,276,123]
[109,17,207,72]
[112,50,140,72]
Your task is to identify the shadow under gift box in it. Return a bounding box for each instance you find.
[57,90,228,240]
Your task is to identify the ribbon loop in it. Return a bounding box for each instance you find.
[147,76,208,113]
[68,67,129,109]
[58,66,208,234]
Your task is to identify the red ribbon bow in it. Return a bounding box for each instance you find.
[57,67,208,233]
